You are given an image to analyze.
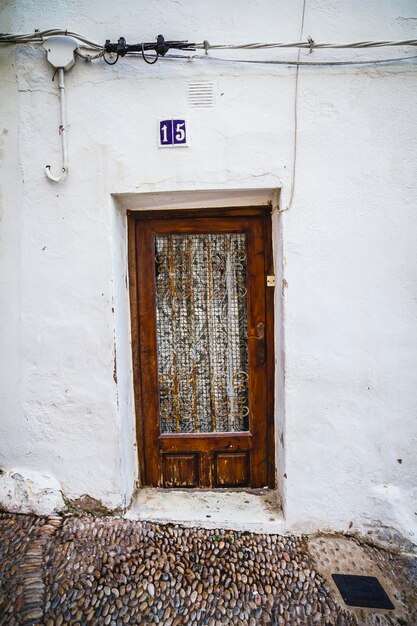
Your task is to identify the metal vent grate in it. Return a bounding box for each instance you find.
[332,574,394,610]
[188,81,215,108]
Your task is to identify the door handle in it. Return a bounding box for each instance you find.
[256,322,266,365]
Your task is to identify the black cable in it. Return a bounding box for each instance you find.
[103,51,119,65]
[141,42,159,64]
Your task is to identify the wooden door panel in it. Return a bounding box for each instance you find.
[214,452,250,488]
[162,453,200,488]
[130,209,274,489]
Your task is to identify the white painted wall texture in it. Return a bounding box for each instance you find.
[1,1,416,543]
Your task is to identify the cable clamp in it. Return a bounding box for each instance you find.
[203,40,210,55]
[308,36,315,54]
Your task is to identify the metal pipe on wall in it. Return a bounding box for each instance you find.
[45,68,68,183]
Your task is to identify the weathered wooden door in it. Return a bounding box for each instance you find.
[129,208,274,488]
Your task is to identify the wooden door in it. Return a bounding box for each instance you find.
[129,208,274,488]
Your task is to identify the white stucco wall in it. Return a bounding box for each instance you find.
[0,1,416,542]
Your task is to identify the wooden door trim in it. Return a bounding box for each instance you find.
[263,210,276,489]
[160,435,252,452]
[127,212,146,485]
[160,432,252,439]
[127,206,270,221]
[128,206,275,488]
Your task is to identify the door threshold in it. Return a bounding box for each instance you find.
[125,487,284,532]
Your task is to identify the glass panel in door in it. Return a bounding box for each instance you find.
[154,233,249,434]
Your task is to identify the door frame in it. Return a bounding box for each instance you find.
[128,206,276,488]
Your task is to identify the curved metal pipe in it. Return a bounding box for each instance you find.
[45,68,68,183]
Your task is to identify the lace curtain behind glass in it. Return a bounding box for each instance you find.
[155,233,249,434]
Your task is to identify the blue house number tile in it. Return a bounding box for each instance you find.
[160,120,173,145]
[173,120,186,144]
[160,119,187,146]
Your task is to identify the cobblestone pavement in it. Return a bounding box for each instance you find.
[0,513,416,625]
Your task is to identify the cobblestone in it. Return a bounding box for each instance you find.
[0,513,416,625]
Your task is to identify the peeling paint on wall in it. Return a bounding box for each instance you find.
[64,494,123,516]
[0,468,65,515]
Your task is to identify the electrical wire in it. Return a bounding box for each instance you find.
[2,31,417,50]
[1,30,417,60]
[287,0,307,214]
[141,43,159,65]
[196,39,417,51]
[161,52,417,67]
[75,49,103,61]
[1,30,417,67]
[103,51,119,65]
[0,29,102,50]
